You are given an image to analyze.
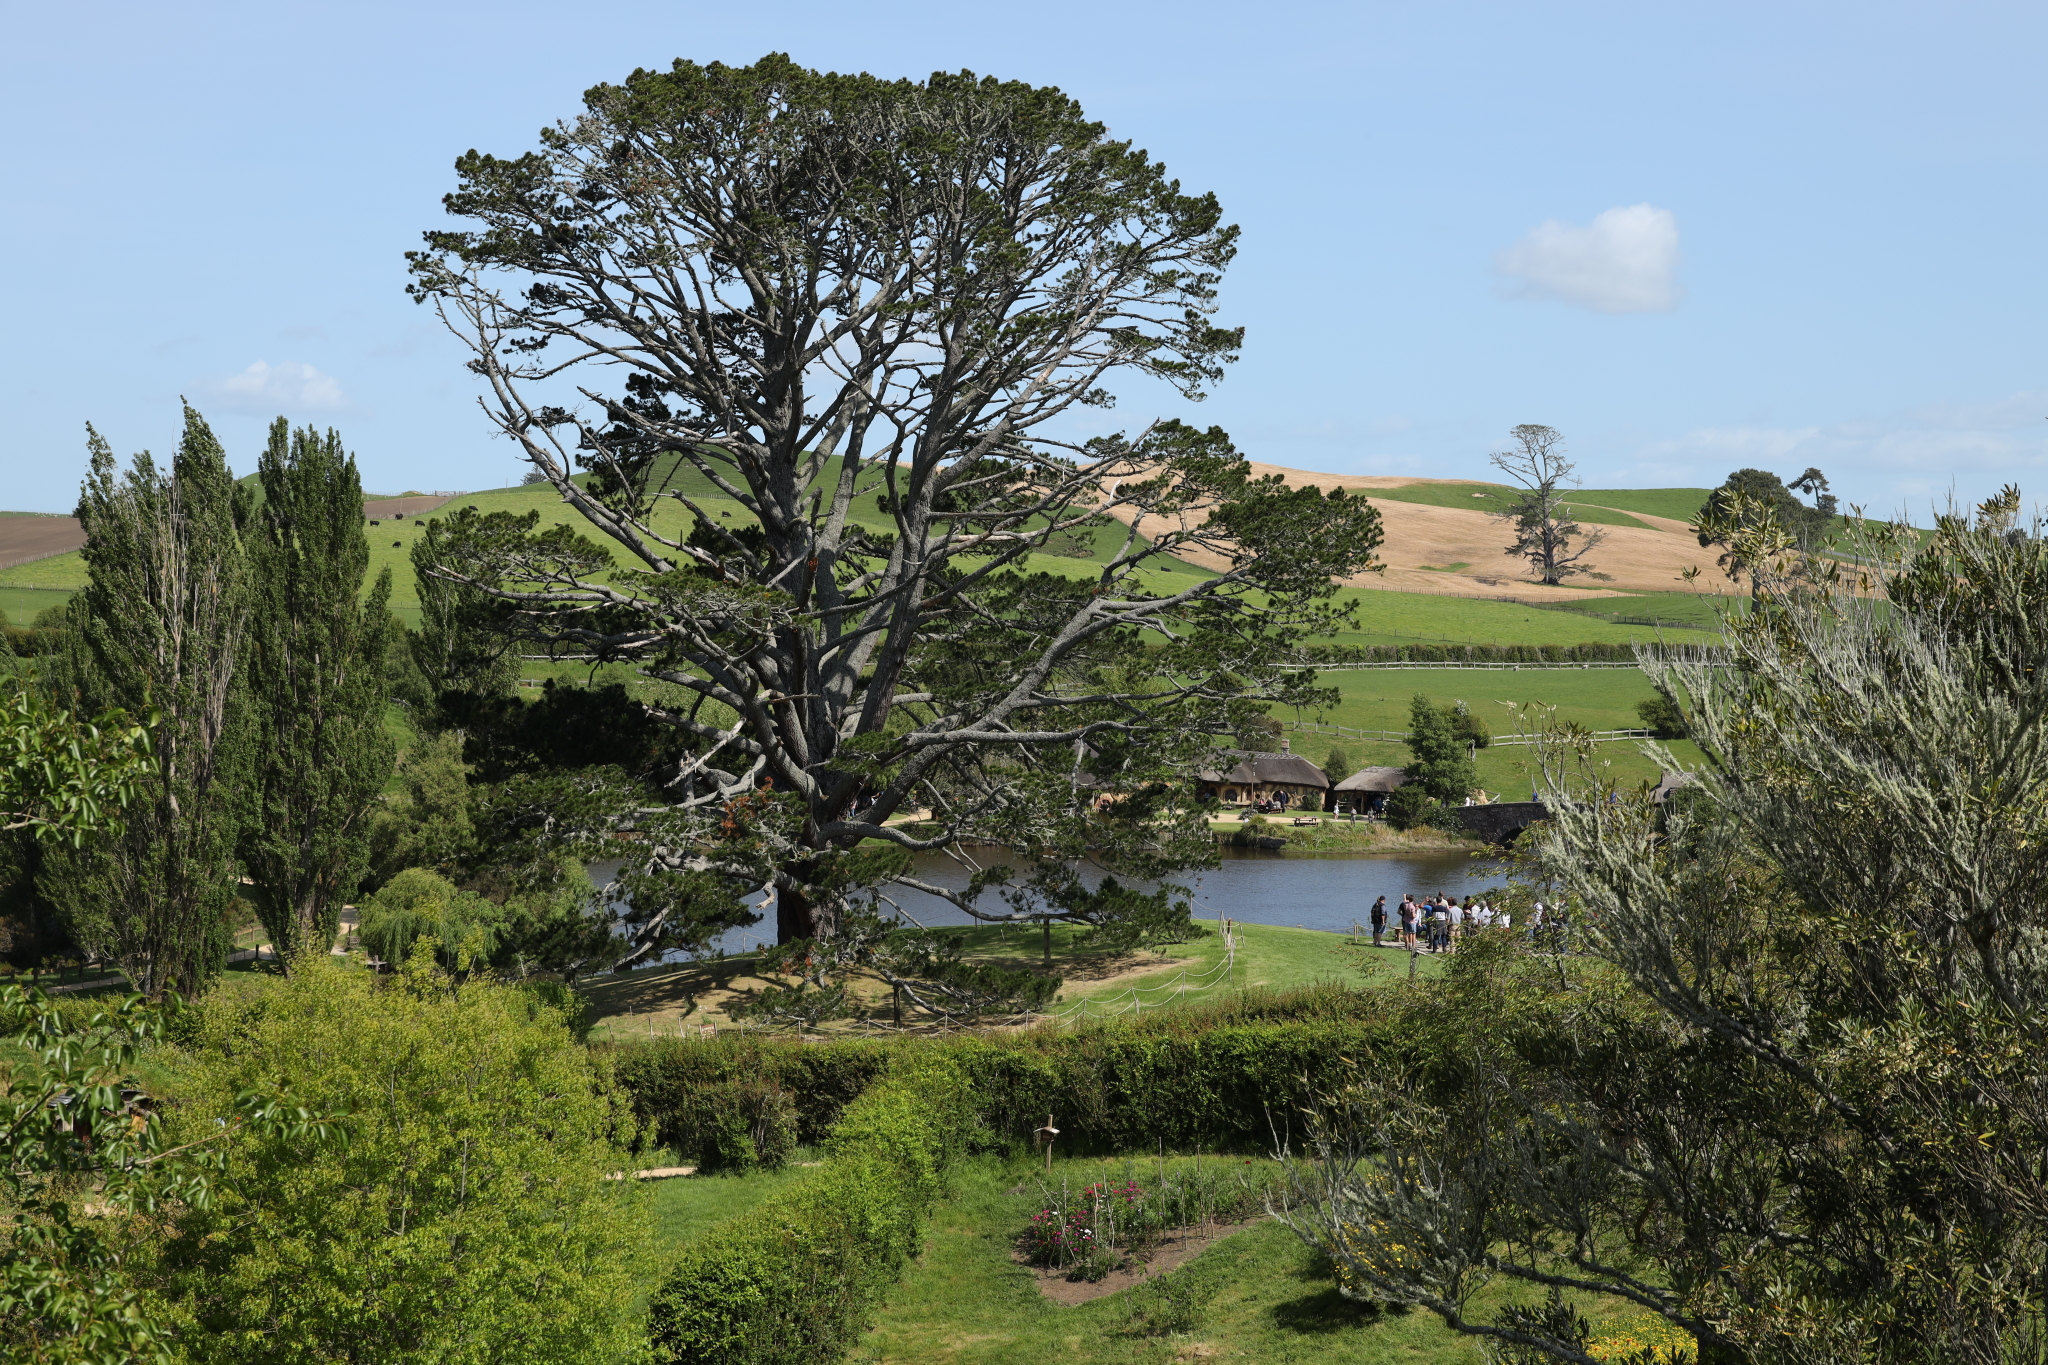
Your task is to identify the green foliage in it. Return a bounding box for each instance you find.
[697,1078,799,1173]
[1382,784,1443,832]
[42,409,249,997]
[155,955,646,1365]
[407,507,522,704]
[1,985,184,1364]
[1281,499,2048,1363]
[0,672,154,845]
[1320,745,1351,782]
[609,1035,894,1158]
[1695,465,1838,580]
[612,990,1418,1162]
[357,868,510,972]
[0,982,342,1365]
[645,1054,976,1365]
[241,420,396,963]
[365,731,474,884]
[406,53,1387,962]
[1489,425,1608,585]
[1634,691,1686,738]
[1402,693,1479,802]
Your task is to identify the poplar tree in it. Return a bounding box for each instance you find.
[43,407,250,998]
[241,420,396,964]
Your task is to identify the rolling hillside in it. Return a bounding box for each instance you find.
[2,460,1734,644]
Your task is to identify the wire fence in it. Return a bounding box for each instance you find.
[1284,719,1656,746]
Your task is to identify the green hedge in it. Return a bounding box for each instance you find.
[613,986,1398,1163]
[645,1054,975,1365]
[607,1035,892,1163]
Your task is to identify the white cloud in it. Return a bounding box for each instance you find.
[207,360,347,414]
[1616,389,2048,517]
[1495,204,1682,314]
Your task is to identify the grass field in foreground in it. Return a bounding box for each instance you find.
[861,1153,1671,1365]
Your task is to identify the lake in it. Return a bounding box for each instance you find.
[627,848,1512,957]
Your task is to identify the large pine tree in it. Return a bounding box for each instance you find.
[241,420,395,964]
[44,406,250,998]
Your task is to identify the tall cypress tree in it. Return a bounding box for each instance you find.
[241,419,395,964]
[43,406,250,998]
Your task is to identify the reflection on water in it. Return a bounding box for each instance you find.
[622,846,1512,958]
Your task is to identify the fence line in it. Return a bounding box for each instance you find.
[1307,660,1647,671]
[1284,719,1656,746]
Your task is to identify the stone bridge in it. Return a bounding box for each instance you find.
[1452,801,1550,846]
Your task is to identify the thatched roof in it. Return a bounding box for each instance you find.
[1333,766,1410,794]
[1195,752,1331,788]
[1651,770,1698,804]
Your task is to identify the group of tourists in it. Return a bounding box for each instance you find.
[1366,892,1556,953]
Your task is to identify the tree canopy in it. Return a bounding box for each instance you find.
[1283,492,2048,1364]
[406,54,1382,974]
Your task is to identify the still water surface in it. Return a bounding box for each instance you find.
[665,848,1511,957]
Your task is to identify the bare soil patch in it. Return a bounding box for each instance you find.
[0,515,85,570]
[1104,464,1721,602]
[1019,1217,1263,1305]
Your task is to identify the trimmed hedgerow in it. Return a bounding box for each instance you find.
[607,1035,892,1162]
[645,1054,975,1365]
[612,985,1405,1164]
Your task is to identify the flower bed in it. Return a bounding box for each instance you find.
[1018,1159,1282,1280]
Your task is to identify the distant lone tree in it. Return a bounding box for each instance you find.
[1695,466,1838,591]
[1489,424,1607,585]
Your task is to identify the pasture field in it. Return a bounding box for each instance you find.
[1323,585,1720,649]
[1285,666,1703,794]
[0,585,73,626]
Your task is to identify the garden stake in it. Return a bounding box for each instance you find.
[1035,1115,1060,1175]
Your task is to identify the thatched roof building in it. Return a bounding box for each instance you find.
[1332,766,1409,795]
[1195,752,1330,807]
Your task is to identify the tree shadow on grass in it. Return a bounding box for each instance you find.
[1270,1286,1394,1334]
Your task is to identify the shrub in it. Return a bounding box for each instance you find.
[645,1054,975,1365]
[1634,692,1686,738]
[608,1035,891,1159]
[153,954,647,1365]
[699,1077,799,1172]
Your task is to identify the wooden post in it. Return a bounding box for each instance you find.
[1042,919,1051,967]
[1034,1115,1060,1175]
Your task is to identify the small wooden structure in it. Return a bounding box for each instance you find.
[1331,766,1408,815]
[1034,1114,1061,1174]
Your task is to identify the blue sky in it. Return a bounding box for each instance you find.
[3,1,2042,521]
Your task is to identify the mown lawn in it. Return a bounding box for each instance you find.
[859,1154,1667,1365]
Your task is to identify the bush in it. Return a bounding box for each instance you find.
[154,955,647,1365]
[645,1055,975,1365]
[608,1035,892,1160]
[700,1078,799,1172]
[1635,692,1687,738]
[1383,786,1434,830]
[612,988,1418,1165]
